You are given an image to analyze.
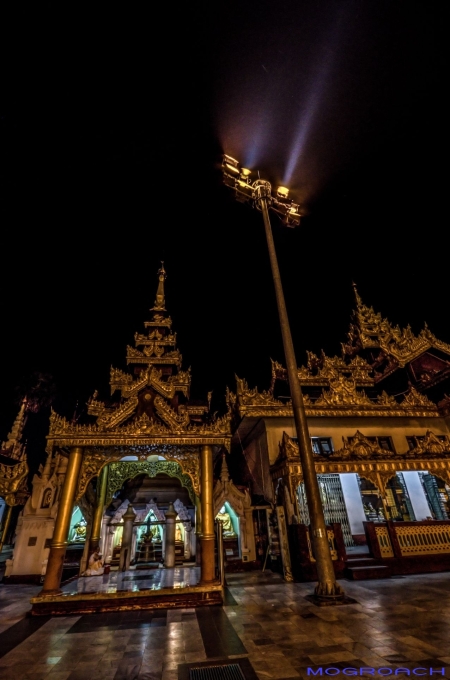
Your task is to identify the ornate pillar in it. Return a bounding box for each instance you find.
[195,495,201,566]
[164,502,177,568]
[89,465,108,554]
[119,504,136,572]
[40,446,84,595]
[0,504,13,554]
[200,445,216,583]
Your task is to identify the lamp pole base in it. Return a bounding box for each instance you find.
[305,592,357,607]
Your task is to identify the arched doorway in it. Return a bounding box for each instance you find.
[102,473,195,567]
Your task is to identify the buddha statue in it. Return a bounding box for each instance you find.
[216,506,236,537]
[72,519,87,542]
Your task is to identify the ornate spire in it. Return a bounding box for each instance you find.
[220,453,230,483]
[352,281,363,310]
[152,262,167,311]
[2,398,27,460]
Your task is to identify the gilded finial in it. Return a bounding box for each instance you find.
[153,262,167,311]
[220,452,230,483]
[352,281,362,308]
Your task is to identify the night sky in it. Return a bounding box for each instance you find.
[1,2,446,470]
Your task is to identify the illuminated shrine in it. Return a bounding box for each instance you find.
[2,279,450,612]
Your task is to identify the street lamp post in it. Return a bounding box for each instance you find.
[222,156,345,603]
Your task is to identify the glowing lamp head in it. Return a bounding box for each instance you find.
[277,186,289,199]
[240,167,251,178]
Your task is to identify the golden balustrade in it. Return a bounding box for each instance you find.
[395,524,450,556]
[374,525,394,557]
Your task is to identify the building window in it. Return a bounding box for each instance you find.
[311,437,334,456]
[406,435,448,450]
[348,435,395,452]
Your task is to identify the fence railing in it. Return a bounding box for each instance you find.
[364,520,450,558]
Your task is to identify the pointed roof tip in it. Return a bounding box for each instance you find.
[352,281,363,307]
[220,452,230,482]
[152,261,167,312]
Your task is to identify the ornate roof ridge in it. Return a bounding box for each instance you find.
[343,284,450,365]
[234,375,439,418]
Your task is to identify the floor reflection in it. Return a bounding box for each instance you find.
[60,566,201,595]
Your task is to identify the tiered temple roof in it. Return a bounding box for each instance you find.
[48,265,231,448]
[230,286,450,419]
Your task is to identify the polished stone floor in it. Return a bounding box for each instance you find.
[1,570,450,680]
[61,567,201,595]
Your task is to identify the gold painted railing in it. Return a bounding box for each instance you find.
[374,525,394,557]
[396,524,450,556]
[364,520,450,559]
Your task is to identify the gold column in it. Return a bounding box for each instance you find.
[0,505,13,554]
[195,494,202,566]
[89,465,108,553]
[40,446,84,595]
[200,445,215,583]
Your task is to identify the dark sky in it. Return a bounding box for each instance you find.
[1,2,447,465]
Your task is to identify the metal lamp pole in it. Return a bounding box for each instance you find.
[223,158,345,603]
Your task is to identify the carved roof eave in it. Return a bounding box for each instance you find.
[126,355,182,367]
[237,404,440,419]
[277,430,450,466]
[47,433,231,449]
[144,317,172,328]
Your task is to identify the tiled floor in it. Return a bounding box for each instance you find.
[1,571,450,679]
[61,567,201,595]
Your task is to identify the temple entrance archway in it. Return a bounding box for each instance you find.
[101,472,196,567]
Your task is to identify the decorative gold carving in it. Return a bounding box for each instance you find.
[236,376,284,407]
[144,315,172,329]
[77,452,105,500]
[154,395,190,430]
[345,286,450,367]
[400,386,436,409]
[106,460,194,505]
[0,459,29,505]
[278,431,300,462]
[314,376,373,408]
[236,373,439,418]
[273,353,373,387]
[149,368,176,400]
[75,444,201,501]
[376,391,398,407]
[405,431,450,458]
[1,400,27,459]
[332,431,388,461]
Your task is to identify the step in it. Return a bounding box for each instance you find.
[345,557,385,568]
[345,565,391,581]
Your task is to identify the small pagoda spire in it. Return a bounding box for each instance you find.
[2,398,27,459]
[220,453,230,483]
[152,262,167,311]
[352,281,363,310]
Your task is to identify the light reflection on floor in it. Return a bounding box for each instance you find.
[60,566,201,595]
